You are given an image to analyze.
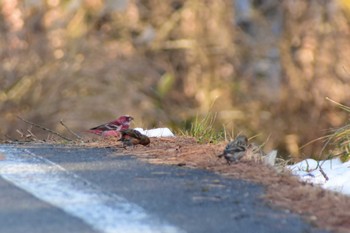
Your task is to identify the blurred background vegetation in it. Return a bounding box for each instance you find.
[1,0,350,160]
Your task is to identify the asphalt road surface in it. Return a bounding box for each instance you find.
[0,144,328,233]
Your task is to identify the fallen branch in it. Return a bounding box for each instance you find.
[17,116,73,141]
[60,120,82,139]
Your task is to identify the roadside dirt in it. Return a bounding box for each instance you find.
[5,136,349,233]
[85,136,350,233]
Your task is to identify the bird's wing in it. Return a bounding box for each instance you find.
[224,142,246,153]
[131,130,144,139]
[90,122,121,131]
[122,129,144,139]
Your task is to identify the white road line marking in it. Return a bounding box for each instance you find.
[0,146,184,233]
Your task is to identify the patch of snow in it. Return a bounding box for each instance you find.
[134,128,175,137]
[288,158,350,195]
[264,150,277,166]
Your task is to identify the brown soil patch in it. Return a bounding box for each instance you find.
[83,136,350,233]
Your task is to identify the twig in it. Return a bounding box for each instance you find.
[17,116,73,141]
[26,128,38,140]
[319,166,329,181]
[60,120,82,139]
[16,129,24,138]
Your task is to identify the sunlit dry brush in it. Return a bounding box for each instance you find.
[2,1,350,159]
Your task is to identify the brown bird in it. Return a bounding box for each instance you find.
[119,129,150,146]
[218,135,248,164]
[245,143,265,162]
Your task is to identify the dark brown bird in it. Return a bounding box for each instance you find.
[218,135,248,164]
[119,129,150,146]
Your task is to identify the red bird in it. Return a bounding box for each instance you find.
[87,115,134,137]
[119,129,150,146]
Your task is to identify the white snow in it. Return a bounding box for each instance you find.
[288,157,350,195]
[134,128,175,137]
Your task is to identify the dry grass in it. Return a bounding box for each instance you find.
[318,98,350,163]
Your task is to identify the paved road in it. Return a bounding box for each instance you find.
[0,144,328,233]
